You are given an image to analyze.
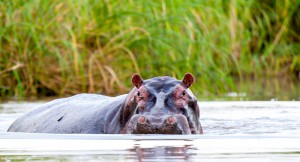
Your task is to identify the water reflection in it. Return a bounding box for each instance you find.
[1,135,300,162]
[130,145,192,162]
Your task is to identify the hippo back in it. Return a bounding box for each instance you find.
[8,94,127,134]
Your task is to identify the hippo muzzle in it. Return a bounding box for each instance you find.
[126,114,191,134]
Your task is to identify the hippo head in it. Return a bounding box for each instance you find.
[121,73,203,134]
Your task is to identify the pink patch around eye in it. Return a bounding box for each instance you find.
[174,86,186,98]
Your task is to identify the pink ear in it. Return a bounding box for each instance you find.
[131,74,143,88]
[182,73,194,88]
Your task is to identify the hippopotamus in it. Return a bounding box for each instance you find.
[8,73,203,134]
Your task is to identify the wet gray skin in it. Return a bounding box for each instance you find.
[8,73,203,134]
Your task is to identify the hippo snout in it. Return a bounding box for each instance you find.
[126,114,192,134]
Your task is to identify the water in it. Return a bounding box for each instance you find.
[1,101,300,161]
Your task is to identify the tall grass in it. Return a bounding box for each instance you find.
[0,0,299,98]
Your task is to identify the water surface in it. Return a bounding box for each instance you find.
[1,101,300,161]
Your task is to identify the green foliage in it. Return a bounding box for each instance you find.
[0,0,299,98]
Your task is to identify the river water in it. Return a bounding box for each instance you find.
[1,101,300,161]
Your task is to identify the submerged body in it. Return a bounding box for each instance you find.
[8,94,126,134]
[8,74,203,134]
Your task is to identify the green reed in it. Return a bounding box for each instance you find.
[0,0,299,98]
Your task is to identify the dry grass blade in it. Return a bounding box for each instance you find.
[0,63,25,76]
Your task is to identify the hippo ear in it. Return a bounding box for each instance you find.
[131,74,143,88]
[182,73,194,88]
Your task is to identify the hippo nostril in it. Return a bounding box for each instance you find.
[138,116,146,124]
[167,116,176,124]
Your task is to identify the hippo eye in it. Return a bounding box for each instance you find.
[182,91,186,96]
[137,91,145,100]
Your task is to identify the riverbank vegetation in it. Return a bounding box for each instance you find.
[1,0,300,99]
